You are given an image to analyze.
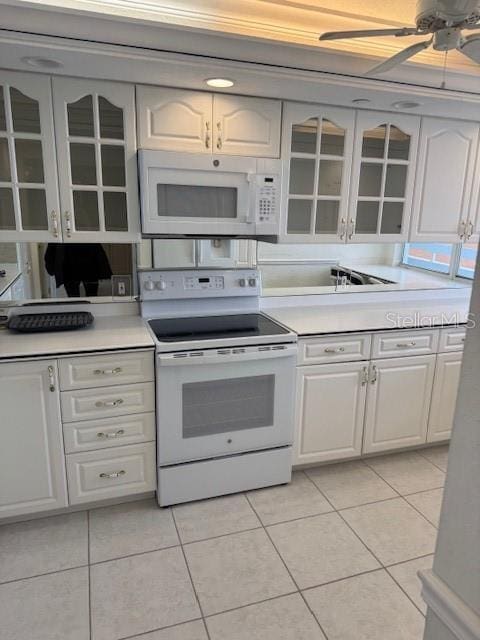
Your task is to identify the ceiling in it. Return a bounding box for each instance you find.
[3,0,477,73]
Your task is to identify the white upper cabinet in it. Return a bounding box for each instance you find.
[136,86,280,157]
[348,110,419,243]
[0,359,68,518]
[0,70,60,242]
[466,135,480,242]
[280,102,355,242]
[53,77,140,242]
[152,239,256,269]
[410,117,480,243]
[212,95,281,157]
[137,86,212,154]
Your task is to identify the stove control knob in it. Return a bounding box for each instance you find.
[144,280,155,291]
[155,280,167,291]
[238,278,247,287]
[248,278,257,287]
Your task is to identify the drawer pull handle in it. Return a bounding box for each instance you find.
[396,342,417,348]
[47,365,55,392]
[324,347,345,354]
[93,367,123,376]
[95,399,124,408]
[99,470,126,479]
[97,429,125,439]
[461,337,465,342]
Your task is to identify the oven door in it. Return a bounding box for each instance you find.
[156,344,296,465]
[139,151,257,236]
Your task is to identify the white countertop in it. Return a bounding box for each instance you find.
[266,298,470,336]
[0,264,21,297]
[262,264,469,297]
[0,315,154,360]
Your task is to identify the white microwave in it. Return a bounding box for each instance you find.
[138,150,282,238]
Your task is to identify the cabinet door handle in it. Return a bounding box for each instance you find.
[97,429,125,439]
[361,365,369,386]
[99,470,126,479]
[51,211,59,238]
[339,218,347,240]
[205,121,211,149]
[47,365,55,392]
[467,220,474,240]
[93,367,122,376]
[64,211,72,238]
[95,399,124,408]
[370,364,377,384]
[396,341,417,348]
[216,121,222,150]
[459,220,466,241]
[348,217,356,240]
[324,346,345,354]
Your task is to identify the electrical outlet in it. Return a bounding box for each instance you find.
[112,275,132,299]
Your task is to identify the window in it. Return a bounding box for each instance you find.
[403,242,478,280]
[457,242,478,280]
[403,243,454,274]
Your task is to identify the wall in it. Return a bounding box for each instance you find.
[257,242,399,288]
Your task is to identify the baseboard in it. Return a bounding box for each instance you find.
[420,569,480,640]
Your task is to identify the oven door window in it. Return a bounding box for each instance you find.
[182,374,275,438]
[157,184,237,219]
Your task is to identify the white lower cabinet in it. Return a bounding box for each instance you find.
[0,360,68,518]
[295,361,368,464]
[427,352,462,443]
[66,443,156,504]
[363,355,436,454]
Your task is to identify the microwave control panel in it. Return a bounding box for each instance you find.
[254,175,279,224]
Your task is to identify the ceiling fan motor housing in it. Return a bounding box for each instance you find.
[416,0,480,29]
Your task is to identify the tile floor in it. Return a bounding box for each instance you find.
[0,445,448,640]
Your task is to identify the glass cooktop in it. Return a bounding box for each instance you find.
[148,313,290,343]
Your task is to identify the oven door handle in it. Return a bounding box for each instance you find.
[157,344,297,366]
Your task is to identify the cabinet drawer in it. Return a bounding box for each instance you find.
[59,351,154,391]
[61,383,155,423]
[63,412,156,454]
[439,327,466,352]
[66,443,156,504]
[371,330,439,358]
[298,334,371,365]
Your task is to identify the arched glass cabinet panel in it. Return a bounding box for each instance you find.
[0,72,59,241]
[53,77,139,242]
[281,104,355,242]
[348,112,420,243]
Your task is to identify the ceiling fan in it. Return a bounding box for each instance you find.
[319,0,480,75]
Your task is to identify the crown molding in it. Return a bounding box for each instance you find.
[3,0,478,73]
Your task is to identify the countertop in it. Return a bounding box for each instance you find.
[0,315,154,360]
[266,298,471,336]
[0,264,21,297]
[262,264,469,297]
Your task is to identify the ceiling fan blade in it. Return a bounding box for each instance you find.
[319,27,419,41]
[458,34,480,62]
[365,39,432,76]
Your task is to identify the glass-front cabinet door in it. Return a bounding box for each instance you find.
[52,78,140,242]
[0,71,60,242]
[348,111,420,243]
[280,103,355,242]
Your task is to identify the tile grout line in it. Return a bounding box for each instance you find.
[0,562,90,587]
[170,507,212,640]
[416,447,449,473]
[244,490,331,640]
[400,495,440,530]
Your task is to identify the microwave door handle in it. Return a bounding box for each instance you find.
[246,172,255,224]
[157,345,297,366]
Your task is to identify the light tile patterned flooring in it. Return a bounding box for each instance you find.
[0,445,448,640]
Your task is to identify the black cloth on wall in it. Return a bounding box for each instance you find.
[44,244,113,296]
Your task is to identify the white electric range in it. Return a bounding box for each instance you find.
[139,269,297,506]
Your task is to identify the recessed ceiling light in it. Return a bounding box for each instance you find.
[21,56,63,69]
[392,100,421,109]
[352,98,371,104]
[205,78,234,88]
